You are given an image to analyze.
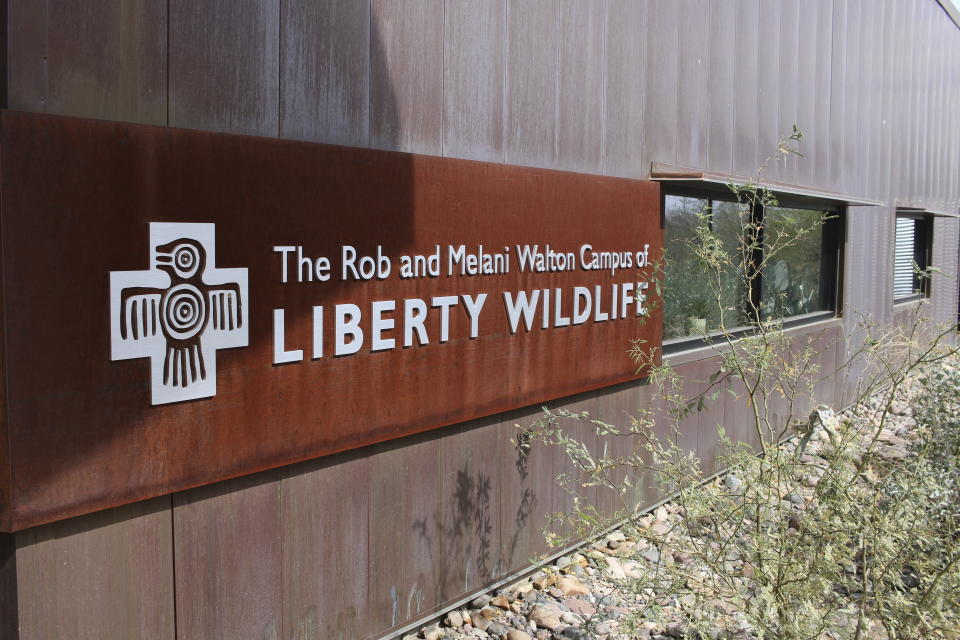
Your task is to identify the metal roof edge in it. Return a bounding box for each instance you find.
[650,162,885,208]
[896,204,960,219]
[936,0,960,31]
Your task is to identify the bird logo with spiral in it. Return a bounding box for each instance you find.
[110,223,249,405]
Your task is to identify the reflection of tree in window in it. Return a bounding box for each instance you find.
[761,208,825,318]
[663,196,750,340]
[664,195,833,341]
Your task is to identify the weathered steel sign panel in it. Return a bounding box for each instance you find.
[0,111,662,530]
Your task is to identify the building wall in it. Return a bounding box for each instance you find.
[3,1,959,638]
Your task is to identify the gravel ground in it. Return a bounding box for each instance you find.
[401,379,924,640]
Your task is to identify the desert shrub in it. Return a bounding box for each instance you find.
[525,130,960,639]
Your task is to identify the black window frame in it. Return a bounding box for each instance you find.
[892,212,933,305]
[661,187,845,353]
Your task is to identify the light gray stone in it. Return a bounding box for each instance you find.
[472,595,492,609]
[641,546,661,564]
[528,604,562,630]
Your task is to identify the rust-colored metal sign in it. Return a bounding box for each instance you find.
[0,111,662,530]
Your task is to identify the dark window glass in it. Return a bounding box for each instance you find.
[761,207,828,318]
[664,194,838,343]
[664,196,711,340]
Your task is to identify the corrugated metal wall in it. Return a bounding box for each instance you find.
[3,1,959,638]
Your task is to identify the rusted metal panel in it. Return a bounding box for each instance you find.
[280,0,370,147]
[863,4,883,202]
[812,0,834,191]
[370,0,443,154]
[603,0,646,179]
[435,416,501,605]
[932,217,960,329]
[0,174,8,534]
[951,30,960,212]
[892,0,914,205]
[443,0,506,163]
[816,325,843,410]
[45,0,167,125]
[676,0,709,173]
[828,0,849,193]
[498,403,555,575]
[280,449,371,639]
[723,366,759,452]
[906,0,922,206]
[844,0,866,199]
[547,391,600,544]
[594,384,630,518]
[169,0,279,136]
[0,111,662,530]
[705,0,735,177]
[15,497,174,640]
[654,360,699,469]
[692,356,727,476]
[595,380,655,515]
[877,0,894,205]
[7,1,167,124]
[505,0,559,168]
[917,2,934,207]
[777,1,800,185]
[6,2,47,113]
[756,0,781,182]
[0,533,17,640]
[558,0,605,173]
[644,1,679,168]
[732,0,759,178]
[876,206,896,324]
[796,0,818,188]
[936,17,951,211]
[173,472,281,640]
[367,432,441,635]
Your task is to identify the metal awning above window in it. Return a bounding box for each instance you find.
[894,205,960,219]
[650,162,884,209]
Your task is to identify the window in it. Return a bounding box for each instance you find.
[893,214,932,303]
[663,192,842,343]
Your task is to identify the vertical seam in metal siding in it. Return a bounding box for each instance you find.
[367,0,372,149]
[600,0,607,176]
[546,2,563,167]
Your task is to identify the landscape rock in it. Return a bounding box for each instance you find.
[407,369,941,640]
[472,595,492,609]
[641,546,661,565]
[555,576,591,597]
[563,598,596,617]
[528,604,563,630]
[471,613,491,631]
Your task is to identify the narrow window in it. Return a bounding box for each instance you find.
[893,214,931,303]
